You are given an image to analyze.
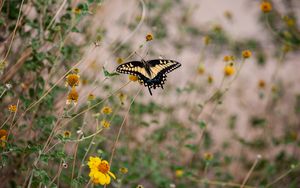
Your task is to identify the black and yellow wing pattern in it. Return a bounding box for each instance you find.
[116,59,181,95]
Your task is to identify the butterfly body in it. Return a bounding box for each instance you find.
[116,59,181,95]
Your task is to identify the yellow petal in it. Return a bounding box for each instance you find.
[104,174,111,184]
[97,172,108,185]
[108,171,116,179]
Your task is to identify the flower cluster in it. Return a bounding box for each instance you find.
[65,70,80,105]
[0,129,7,148]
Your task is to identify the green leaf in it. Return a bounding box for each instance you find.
[102,67,119,77]
[198,120,206,129]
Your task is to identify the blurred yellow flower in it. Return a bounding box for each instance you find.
[118,92,127,105]
[223,55,235,62]
[224,11,233,20]
[136,185,144,188]
[101,106,112,115]
[203,36,211,45]
[66,88,79,105]
[88,93,95,101]
[224,65,235,76]
[119,167,128,174]
[63,131,71,138]
[258,80,266,89]
[88,156,116,185]
[207,75,214,84]
[73,8,81,14]
[0,129,8,148]
[197,64,205,75]
[145,33,153,41]
[129,75,138,82]
[117,57,124,64]
[101,120,111,128]
[175,169,184,178]
[66,74,80,87]
[203,152,214,161]
[242,50,252,59]
[8,105,17,112]
[260,2,272,13]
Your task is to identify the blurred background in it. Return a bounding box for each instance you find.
[0,0,300,187]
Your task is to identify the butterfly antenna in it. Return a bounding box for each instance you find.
[148,86,153,96]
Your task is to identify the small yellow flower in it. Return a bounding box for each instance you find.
[203,36,211,45]
[224,65,235,76]
[0,129,8,148]
[258,80,266,89]
[207,75,214,84]
[101,106,112,115]
[283,16,295,27]
[88,156,116,185]
[136,185,144,188]
[203,152,214,161]
[66,88,79,105]
[66,74,80,87]
[0,59,7,70]
[101,120,111,128]
[73,8,81,14]
[260,2,272,13]
[175,169,184,178]
[282,44,291,53]
[119,167,128,174]
[8,105,17,112]
[197,64,205,75]
[63,131,71,138]
[88,93,95,101]
[118,92,127,105]
[242,50,252,59]
[223,55,235,62]
[129,75,138,82]
[145,33,153,41]
[116,57,124,64]
[224,11,232,20]
[271,85,278,93]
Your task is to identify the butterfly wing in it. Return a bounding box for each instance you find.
[147,59,181,77]
[116,61,149,78]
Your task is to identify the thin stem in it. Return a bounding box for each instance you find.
[109,87,142,165]
[266,165,298,187]
[3,0,25,62]
[240,156,260,188]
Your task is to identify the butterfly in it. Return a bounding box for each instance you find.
[116,59,181,95]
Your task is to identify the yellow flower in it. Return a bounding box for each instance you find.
[197,64,205,75]
[66,88,79,105]
[88,156,116,185]
[260,2,272,13]
[223,55,235,62]
[283,16,295,27]
[203,36,211,45]
[118,92,127,105]
[203,152,213,161]
[0,129,8,148]
[63,131,71,138]
[73,8,81,14]
[258,80,266,89]
[224,65,235,76]
[175,169,184,178]
[224,11,232,20]
[101,106,112,115]
[101,120,111,128]
[145,33,153,41]
[8,105,17,112]
[66,74,80,87]
[129,75,138,82]
[242,50,252,59]
[116,57,124,64]
[88,93,95,101]
[119,167,128,174]
[136,185,144,188]
[207,75,214,84]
